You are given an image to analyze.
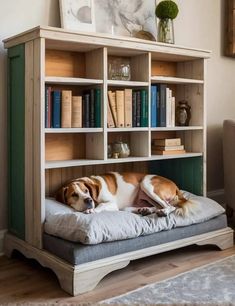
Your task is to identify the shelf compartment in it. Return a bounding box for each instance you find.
[151,76,204,85]
[45,128,103,133]
[108,131,150,159]
[45,48,104,79]
[45,132,104,162]
[45,76,103,85]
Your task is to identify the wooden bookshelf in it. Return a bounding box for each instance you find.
[4,26,218,296]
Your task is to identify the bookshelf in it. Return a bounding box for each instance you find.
[5,26,228,296]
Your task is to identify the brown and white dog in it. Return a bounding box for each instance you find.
[56,172,192,217]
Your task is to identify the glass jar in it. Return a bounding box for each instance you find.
[108,57,131,81]
[157,18,174,44]
[112,141,130,158]
[176,101,191,126]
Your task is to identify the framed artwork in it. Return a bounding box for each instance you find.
[225,0,235,57]
[60,0,96,32]
[60,0,157,39]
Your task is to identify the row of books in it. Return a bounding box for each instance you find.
[107,89,148,128]
[45,88,101,128]
[151,138,186,155]
[151,84,176,128]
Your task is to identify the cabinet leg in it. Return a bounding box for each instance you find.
[196,230,234,250]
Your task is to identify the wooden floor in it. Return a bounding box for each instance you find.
[0,244,235,304]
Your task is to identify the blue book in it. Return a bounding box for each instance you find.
[159,84,167,127]
[151,85,157,127]
[52,90,61,128]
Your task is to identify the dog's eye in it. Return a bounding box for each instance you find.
[84,189,88,193]
[72,192,79,198]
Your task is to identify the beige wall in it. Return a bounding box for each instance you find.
[0,0,234,230]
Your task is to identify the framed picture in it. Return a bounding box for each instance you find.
[60,0,96,32]
[94,0,157,38]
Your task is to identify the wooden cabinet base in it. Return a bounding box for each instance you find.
[4,229,234,296]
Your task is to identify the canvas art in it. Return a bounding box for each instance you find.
[60,0,157,39]
[60,0,95,32]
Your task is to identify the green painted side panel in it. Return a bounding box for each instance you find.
[149,157,203,195]
[8,44,25,239]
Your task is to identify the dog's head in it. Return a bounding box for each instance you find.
[56,177,100,212]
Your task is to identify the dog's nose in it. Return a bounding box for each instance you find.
[84,198,93,208]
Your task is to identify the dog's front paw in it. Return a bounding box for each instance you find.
[156,209,167,217]
[137,207,153,216]
[84,208,95,214]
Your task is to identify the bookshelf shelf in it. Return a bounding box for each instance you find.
[45,76,103,85]
[45,128,103,133]
[151,126,203,131]
[107,80,149,87]
[107,127,149,132]
[151,76,204,84]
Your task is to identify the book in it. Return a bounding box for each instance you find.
[45,86,52,128]
[116,90,125,128]
[132,91,137,127]
[52,90,61,128]
[61,90,72,128]
[151,85,157,128]
[95,88,101,128]
[140,89,148,127]
[124,88,132,127]
[153,138,181,146]
[152,145,185,151]
[89,89,95,128]
[107,102,115,128]
[83,93,90,128]
[152,149,186,155]
[159,84,167,127]
[171,96,176,127]
[72,96,82,128]
[166,88,172,127]
[108,91,117,127]
[136,90,141,127]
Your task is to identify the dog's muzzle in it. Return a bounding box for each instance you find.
[84,197,94,209]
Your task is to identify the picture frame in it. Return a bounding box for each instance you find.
[225,0,235,57]
[59,0,157,39]
[59,0,96,32]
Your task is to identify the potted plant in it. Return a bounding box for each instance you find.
[155,0,179,44]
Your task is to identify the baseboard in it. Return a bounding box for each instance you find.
[207,189,225,207]
[0,230,7,256]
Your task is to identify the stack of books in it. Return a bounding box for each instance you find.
[45,87,101,128]
[151,138,186,155]
[108,88,148,128]
[151,84,176,128]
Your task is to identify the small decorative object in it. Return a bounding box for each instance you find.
[176,100,191,126]
[108,57,131,81]
[112,141,130,158]
[135,28,156,41]
[107,144,112,158]
[60,0,95,32]
[155,0,179,44]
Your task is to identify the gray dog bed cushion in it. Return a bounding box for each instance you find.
[44,191,225,245]
[43,214,227,265]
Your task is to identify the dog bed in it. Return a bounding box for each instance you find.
[44,191,225,245]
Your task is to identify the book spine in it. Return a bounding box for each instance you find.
[89,89,95,128]
[140,89,148,127]
[124,88,132,127]
[136,91,141,127]
[95,88,101,128]
[132,91,137,127]
[45,87,51,128]
[52,90,61,128]
[159,84,167,127]
[107,101,115,128]
[166,88,172,127]
[151,85,157,128]
[83,93,90,128]
[108,91,117,127]
[72,96,82,128]
[156,86,160,127]
[171,96,175,127]
[116,90,125,128]
[61,90,72,128]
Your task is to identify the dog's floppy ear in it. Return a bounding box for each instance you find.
[55,186,68,204]
[82,178,101,204]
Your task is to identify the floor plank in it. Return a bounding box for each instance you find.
[0,245,235,304]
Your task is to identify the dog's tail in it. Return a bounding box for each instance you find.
[174,190,198,217]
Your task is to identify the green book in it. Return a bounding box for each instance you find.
[95,88,101,128]
[140,89,148,127]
